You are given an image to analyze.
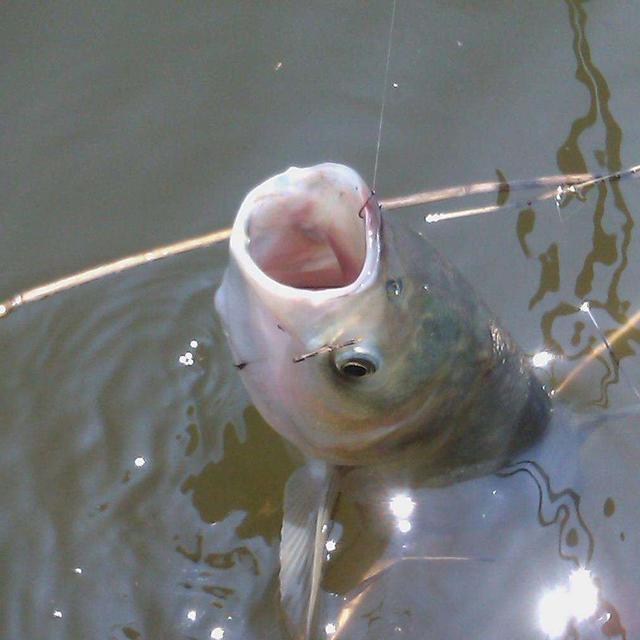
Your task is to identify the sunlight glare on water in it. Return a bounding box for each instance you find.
[538,569,599,637]
[389,493,416,519]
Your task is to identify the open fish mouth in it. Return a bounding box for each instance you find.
[216,162,399,461]
[230,163,381,297]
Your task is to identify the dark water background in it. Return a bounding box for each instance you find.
[2,1,640,638]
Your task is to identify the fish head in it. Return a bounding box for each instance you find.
[216,163,549,471]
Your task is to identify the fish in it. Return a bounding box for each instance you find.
[214,163,552,638]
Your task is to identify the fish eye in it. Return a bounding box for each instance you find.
[333,347,379,378]
[340,358,376,377]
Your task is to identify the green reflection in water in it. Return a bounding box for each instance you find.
[529,243,560,310]
[516,207,536,258]
[181,406,297,541]
[603,497,615,517]
[323,492,390,595]
[174,534,260,608]
[570,320,585,346]
[536,0,638,405]
[495,169,510,206]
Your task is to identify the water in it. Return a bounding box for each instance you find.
[2,1,640,638]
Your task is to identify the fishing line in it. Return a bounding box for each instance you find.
[580,302,640,401]
[372,0,397,191]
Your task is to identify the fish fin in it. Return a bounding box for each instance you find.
[280,461,340,639]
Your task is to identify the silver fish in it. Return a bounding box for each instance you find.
[215,163,551,638]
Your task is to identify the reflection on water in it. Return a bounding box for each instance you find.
[0,253,287,638]
[320,405,636,639]
[533,0,639,406]
[498,459,594,568]
[538,568,598,637]
[517,207,536,258]
[181,406,296,541]
[389,494,415,534]
[532,350,555,368]
[529,242,560,309]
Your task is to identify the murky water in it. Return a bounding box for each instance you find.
[2,1,640,638]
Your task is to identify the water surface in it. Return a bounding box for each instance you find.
[2,2,640,638]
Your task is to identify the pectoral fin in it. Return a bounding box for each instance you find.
[280,461,340,639]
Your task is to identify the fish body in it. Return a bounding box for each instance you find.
[215,163,553,637]
[215,163,549,477]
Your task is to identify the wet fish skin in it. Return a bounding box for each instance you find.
[215,163,552,640]
[215,163,550,476]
